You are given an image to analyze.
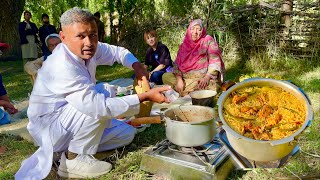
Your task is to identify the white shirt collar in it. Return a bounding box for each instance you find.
[62,43,86,66]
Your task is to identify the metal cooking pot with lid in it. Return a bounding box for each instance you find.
[130,105,217,147]
[163,105,216,147]
[217,78,313,162]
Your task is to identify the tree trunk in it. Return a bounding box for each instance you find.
[108,0,116,44]
[0,0,25,60]
[281,0,293,27]
[115,0,123,44]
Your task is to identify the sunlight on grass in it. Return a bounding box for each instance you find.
[0,134,36,179]
[103,151,149,179]
[298,66,320,90]
[96,64,135,82]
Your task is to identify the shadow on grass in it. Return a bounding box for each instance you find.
[127,124,166,151]
[227,169,248,179]
[224,57,253,82]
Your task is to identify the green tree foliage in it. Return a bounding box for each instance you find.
[2,0,319,61]
[164,0,194,17]
[24,0,86,29]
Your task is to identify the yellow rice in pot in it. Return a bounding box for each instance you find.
[223,86,305,140]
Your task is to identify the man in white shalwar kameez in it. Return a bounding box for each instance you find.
[15,7,170,179]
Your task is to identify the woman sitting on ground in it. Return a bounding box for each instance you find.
[162,19,225,96]
[143,30,173,85]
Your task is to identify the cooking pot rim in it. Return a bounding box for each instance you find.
[217,78,313,145]
[163,105,215,124]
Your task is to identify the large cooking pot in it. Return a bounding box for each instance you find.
[130,105,216,147]
[217,78,313,161]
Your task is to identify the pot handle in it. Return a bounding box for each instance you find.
[218,81,236,106]
[221,80,236,91]
[130,116,162,126]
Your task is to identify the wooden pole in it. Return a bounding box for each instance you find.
[280,0,293,48]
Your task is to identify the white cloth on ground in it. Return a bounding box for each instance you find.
[15,42,141,179]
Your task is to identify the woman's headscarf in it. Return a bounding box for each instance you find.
[175,19,223,74]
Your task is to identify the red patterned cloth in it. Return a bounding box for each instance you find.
[0,42,10,51]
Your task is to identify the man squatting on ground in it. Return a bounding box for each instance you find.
[15,7,171,179]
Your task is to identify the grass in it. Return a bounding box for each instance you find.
[0,49,320,179]
[0,61,33,101]
[0,134,37,179]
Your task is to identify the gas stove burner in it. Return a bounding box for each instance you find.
[152,139,223,156]
[152,139,171,151]
[177,146,195,154]
[218,129,299,169]
[140,135,231,179]
[167,139,222,156]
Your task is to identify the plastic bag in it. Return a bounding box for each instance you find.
[163,89,179,102]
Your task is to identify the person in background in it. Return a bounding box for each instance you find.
[94,12,105,42]
[162,19,225,96]
[143,30,173,85]
[24,33,61,83]
[39,13,57,57]
[15,7,170,179]
[18,10,39,64]
[0,74,18,126]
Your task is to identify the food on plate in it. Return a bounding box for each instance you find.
[223,85,306,140]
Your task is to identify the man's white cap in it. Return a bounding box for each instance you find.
[45,33,60,47]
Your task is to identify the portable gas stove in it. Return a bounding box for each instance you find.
[218,129,300,169]
[140,134,234,179]
[140,128,300,179]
